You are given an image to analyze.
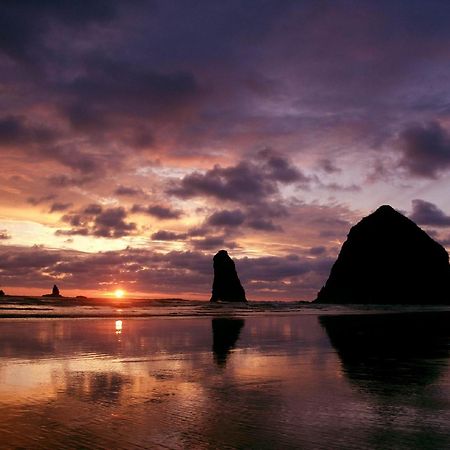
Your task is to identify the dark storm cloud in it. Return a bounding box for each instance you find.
[168,151,306,204]
[398,122,450,178]
[410,199,450,227]
[58,205,137,238]
[131,204,183,219]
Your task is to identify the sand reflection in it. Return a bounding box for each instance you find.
[211,318,245,366]
[0,314,448,449]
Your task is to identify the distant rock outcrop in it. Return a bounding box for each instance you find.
[316,205,450,304]
[210,250,247,302]
[0,289,4,297]
[43,284,63,298]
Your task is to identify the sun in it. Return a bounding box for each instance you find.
[114,289,125,299]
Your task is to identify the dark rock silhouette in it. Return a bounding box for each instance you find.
[320,312,450,392]
[0,289,4,297]
[212,318,245,366]
[43,284,63,298]
[210,250,247,302]
[316,205,450,304]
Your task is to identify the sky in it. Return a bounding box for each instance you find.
[2,0,450,300]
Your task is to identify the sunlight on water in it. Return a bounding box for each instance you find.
[0,313,448,449]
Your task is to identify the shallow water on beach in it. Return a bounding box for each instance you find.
[0,312,449,449]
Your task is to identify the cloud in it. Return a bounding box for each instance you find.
[410,199,450,227]
[317,158,341,174]
[0,241,337,300]
[47,174,94,187]
[151,230,187,241]
[114,185,143,196]
[58,205,137,238]
[0,115,56,145]
[190,236,238,251]
[27,194,57,206]
[62,57,199,138]
[247,218,281,231]
[168,151,307,205]
[131,204,182,219]
[0,116,108,174]
[49,202,72,213]
[308,246,326,256]
[398,122,450,178]
[0,1,118,62]
[207,209,246,227]
[259,149,308,183]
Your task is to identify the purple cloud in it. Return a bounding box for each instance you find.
[151,230,187,241]
[168,151,307,205]
[207,209,246,227]
[398,122,450,178]
[58,205,137,238]
[410,199,450,227]
[132,204,182,220]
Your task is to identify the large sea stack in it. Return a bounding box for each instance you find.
[210,250,247,302]
[315,205,450,304]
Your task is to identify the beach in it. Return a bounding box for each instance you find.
[0,302,449,449]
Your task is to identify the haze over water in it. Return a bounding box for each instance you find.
[0,310,449,449]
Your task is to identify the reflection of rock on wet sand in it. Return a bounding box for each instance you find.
[212,318,245,366]
[320,312,450,392]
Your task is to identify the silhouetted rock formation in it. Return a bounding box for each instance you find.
[210,250,247,302]
[43,284,62,298]
[212,318,245,366]
[0,289,4,297]
[320,312,450,391]
[316,205,450,304]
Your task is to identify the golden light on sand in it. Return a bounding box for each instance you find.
[114,289,125,298]
[115,320,123,334]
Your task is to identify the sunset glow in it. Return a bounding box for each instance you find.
[1,1,450,301]
[114,290,125,299]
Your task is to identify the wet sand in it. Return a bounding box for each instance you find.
[0,309,449,449]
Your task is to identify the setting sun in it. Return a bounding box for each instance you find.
[114,289,125,298]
